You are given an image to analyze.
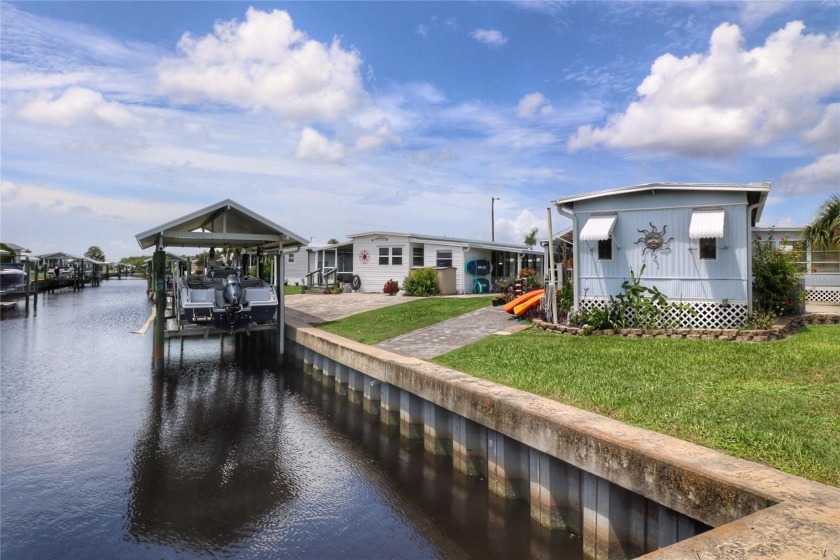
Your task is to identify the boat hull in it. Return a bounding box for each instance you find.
[178,273,278,332]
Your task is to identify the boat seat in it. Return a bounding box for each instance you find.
[189,290,216,303]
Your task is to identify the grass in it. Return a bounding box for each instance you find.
[434,326,840,486]
[318,296,495,344]
[284,284,302,295]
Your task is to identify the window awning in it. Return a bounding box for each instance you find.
[579,215,617,241]
[689,209,725,239]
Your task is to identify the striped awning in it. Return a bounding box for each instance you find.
[689,209,725,239]
[579,215,617,241]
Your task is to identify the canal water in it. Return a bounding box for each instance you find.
[1,280,581,559]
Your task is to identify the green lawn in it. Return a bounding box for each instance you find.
[434,326,840,486]
[284,285,302,296]
[318,296,494,344]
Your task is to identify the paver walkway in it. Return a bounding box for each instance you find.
[285,293,419,324]
[375,306,529,359]
[285,293,530,360]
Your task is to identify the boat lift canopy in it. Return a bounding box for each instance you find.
[135,200,309,371]
[135,199,309,253]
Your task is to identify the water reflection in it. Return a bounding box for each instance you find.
[128,347,294,554]
[2,281,580,559]
[287,371,581,560]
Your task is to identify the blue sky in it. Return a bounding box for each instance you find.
[1,1,838,260]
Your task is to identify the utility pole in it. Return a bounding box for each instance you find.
[491,197,500,241]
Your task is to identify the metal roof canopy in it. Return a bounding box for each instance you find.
[579,214,618,241]
[689,209,726,239]
[135,199,309,252]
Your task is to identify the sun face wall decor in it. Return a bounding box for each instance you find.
[635,222,674,258]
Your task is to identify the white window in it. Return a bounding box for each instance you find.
[378,247,404,265]
[412,247,424,267]
[436,250,453,267]
[288,254,295,263]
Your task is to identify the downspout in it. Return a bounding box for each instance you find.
[746,201,762,315]
[555,205,578,313]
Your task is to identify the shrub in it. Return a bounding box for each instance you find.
[583,300,624,331]
[402,268,440,297]
[579,265,697,331]
[556,282,573,311]
[383,279,400,295]
[752,232,804,316]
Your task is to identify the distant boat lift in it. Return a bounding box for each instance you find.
[135,199,309,375]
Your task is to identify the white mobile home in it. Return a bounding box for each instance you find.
[554,182,771,328]
[308,232,543,294]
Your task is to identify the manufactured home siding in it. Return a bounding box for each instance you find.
[463,249,492,293]
[425,243,466,294]
[576,191,750,302]
[352,234,411,293]
[284,251,308,285]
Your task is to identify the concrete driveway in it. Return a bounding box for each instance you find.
[285,293,419,324]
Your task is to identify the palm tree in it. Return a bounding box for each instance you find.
[803,193,840,250]
[523,227,539,249]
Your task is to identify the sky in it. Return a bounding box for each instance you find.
[1,1,838,261]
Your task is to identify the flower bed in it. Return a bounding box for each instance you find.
[532,313,840,342]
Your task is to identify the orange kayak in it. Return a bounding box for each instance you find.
[513,292,543,316]
[503,288,543,314]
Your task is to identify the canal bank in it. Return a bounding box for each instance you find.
[4,280,577,559]
[285,317,840,559]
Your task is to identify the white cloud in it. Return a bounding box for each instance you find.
[294,127,346,163]
[494,209,542,244]
[157,7,368,125]
[354,119,401,152]
[568,21,840,157]
[471,28,507,47]
[739,1,792,27]
[413,148,457,165]
[778,153,840,195]
[0,179,188,224]
[804,103,840,154]
[1,180,22,203]
[516,92,554,119]
[16,86,142,127]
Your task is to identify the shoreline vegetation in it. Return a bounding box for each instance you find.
[317,297,840,486]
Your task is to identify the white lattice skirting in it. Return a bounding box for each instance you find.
[578,298,749,329]
[804,287,840,304]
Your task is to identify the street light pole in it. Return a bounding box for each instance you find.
[491,197,500,241]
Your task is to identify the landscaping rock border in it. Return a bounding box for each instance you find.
[532,313,840,342]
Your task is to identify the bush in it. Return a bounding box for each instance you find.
[383,279,400,295]
[402,268,440,297]
[752,232,804,316]
[578,265,697,331]
[556,282,573,311]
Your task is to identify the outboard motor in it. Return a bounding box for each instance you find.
[222,274,243,329]
[223,274,242,306]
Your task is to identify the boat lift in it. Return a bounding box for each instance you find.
[135,199,309,375]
